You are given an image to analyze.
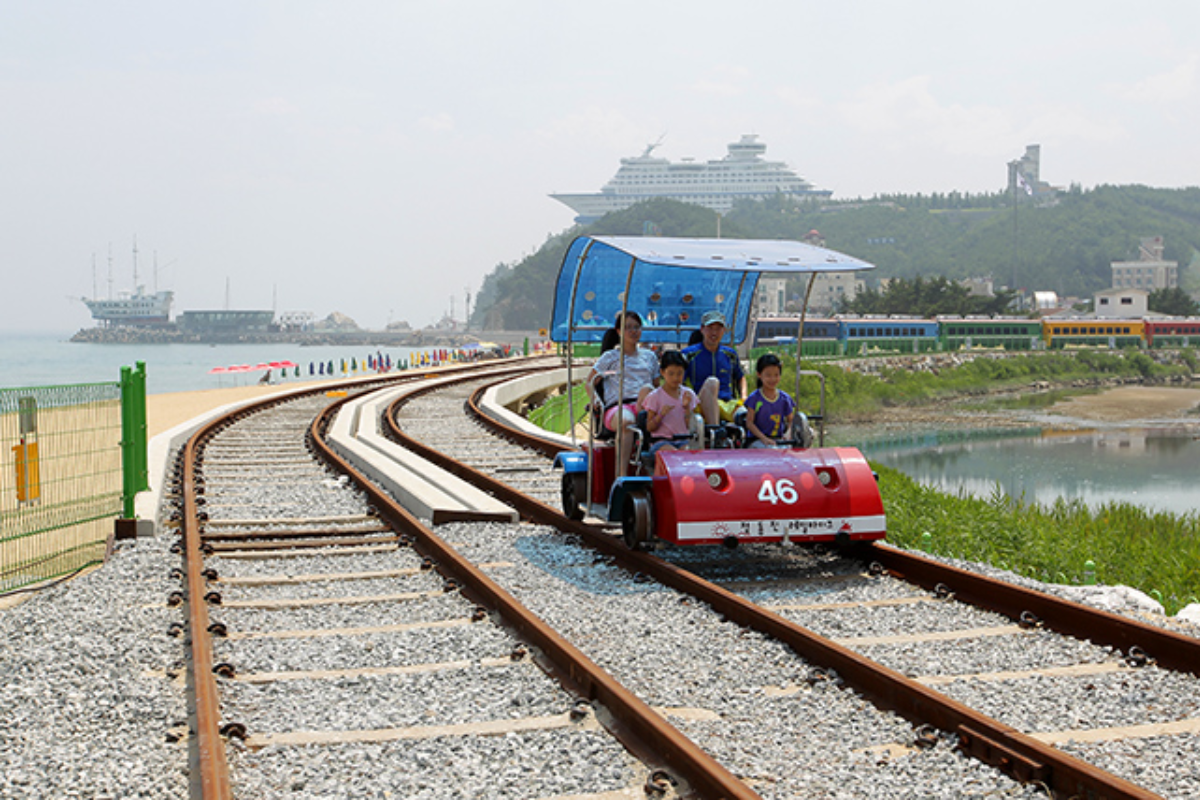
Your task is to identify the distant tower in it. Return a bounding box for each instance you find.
[1008,144,1046,198]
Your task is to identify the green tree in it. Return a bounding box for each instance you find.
[843,276,1017,317]
[1148,287,1200,317]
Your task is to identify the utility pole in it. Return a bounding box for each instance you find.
[1008,160,1020,308]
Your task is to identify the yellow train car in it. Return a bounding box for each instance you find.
[1041,319,1145,349]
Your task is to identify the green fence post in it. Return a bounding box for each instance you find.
[120,365,135,518]
[134,361,148,493]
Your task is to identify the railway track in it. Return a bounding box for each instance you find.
[170,362,1200,798]
[381,369,1200,799]
[174,366,752,799]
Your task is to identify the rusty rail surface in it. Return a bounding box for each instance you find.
[175,361,555,800]
[379,373,1178,800]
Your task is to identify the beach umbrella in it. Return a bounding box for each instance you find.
[208,366,229,374]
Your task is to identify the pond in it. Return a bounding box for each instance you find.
[859,427,1200,517]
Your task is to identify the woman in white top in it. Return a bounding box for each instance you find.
[587,311,660,471]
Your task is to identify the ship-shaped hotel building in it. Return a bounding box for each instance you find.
[551,134,831,224]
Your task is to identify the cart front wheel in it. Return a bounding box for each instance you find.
[561,473,586,521]
[621,490,653,550]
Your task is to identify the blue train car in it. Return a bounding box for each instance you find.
[751,316,841,356]
[839,317,940,355]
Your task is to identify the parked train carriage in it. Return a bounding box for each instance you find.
[840,318,940,355]
[1145,318,1200,349]
[751,317,841,357]
[1042,319,1145,349]
[938,317,1044,351]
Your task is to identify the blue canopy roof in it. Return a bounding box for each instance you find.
[549,236,875,344]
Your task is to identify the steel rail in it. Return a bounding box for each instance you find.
[311,380,760,800]
[179,376,404,799]
[382,373,1170,800]
[175,361,548,799]
[181,430,233,800]
[867,543,1200,680]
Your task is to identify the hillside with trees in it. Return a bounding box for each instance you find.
[472,186,1200,330]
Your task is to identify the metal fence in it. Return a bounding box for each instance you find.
[1,364,146,593]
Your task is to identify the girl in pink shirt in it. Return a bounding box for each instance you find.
[642,350,699,454]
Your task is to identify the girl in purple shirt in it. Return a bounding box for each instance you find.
[744,353,796,448]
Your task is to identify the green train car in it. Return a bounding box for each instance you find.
[938,317,1044,351]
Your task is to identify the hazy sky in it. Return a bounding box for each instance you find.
[3,1,1198,333]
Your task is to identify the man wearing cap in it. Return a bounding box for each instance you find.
[683,310,746,426]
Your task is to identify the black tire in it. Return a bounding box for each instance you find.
[561,473,586,521]
[621,490,654,550]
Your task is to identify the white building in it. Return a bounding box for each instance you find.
[754,277,788,317]
[1095,287,1148,319]
[959,277,994,297]
[805,271,864,313]
[1112,236,1177,291]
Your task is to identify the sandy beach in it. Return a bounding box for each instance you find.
[146,377,374,438]
[1044,385,1200,423]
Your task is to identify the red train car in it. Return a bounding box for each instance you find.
[1145,318,1200,349]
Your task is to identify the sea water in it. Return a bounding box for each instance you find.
[0,331,427,395]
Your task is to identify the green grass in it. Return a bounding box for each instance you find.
[779,348,1195,422]
[527,383,590,434]
[877,465,1200,615]
[961,388,1090,412]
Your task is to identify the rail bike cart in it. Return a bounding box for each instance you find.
[550,235,887,550]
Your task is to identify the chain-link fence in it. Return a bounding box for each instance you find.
[1,366,144,594]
